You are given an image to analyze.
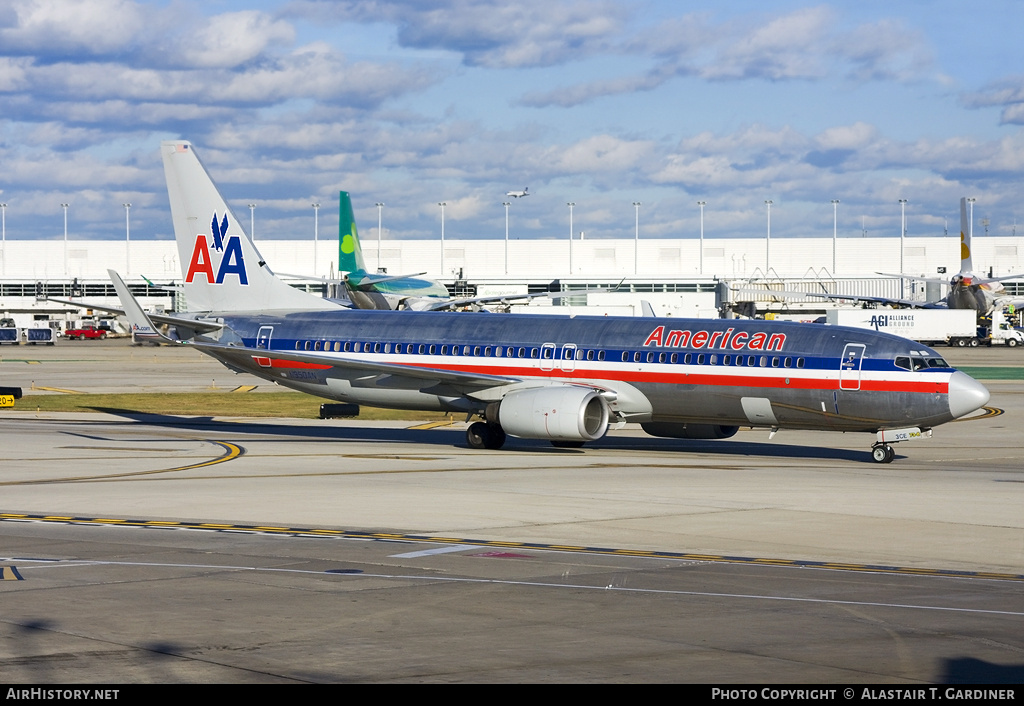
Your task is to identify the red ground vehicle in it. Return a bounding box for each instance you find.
[64,325,109,340]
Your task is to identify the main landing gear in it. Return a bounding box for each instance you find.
[465,422,588,450]
[466,421,506,450]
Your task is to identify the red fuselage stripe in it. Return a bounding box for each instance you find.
[259,356,950,394]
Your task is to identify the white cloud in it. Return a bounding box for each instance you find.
[180,10,295,69]
[814,123,879,151]
[289,0,626,68]
[4,44,434,113]
[838,19,934,83]
[705,6,835,81]
[520,7,940,110]
[546,134,657,174]
[0,0,147,55]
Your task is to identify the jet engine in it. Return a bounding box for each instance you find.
[641,422,739,439]
[490,387,610,442]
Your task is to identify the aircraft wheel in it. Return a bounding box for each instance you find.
[466,422,490,450]
[871,444,894,464]
[484,425,506,450]
[551,440,585,448]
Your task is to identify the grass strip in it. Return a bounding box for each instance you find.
[17,392,456,421]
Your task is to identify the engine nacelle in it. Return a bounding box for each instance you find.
[494,387,610,441]
[641,422,739,440]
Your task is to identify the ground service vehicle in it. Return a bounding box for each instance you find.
[978,309,1024,348]
[826,309,982,347]
[64,325,108,340]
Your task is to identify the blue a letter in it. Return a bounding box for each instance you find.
[215,236,248,285]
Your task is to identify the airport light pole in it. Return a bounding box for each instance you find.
[248,204,256,240]
[633,202,641,275]
[123,203,131,275]
[503,202,510,274]
[312,202,320,275]
[898,199,908,298]
[375,202,384,268]
[438,202,446,275]
[831,199,840,274]
[61,203,69,275]
[765,200,773,272]
[697,201,706,275]
[567,202,575,274]
[1,203,6,277]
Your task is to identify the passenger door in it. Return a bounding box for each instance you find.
[255,325,274,368]
[839,343,865,391]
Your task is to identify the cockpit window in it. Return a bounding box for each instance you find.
[896,355,950,371]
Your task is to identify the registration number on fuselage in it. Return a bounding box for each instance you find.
[877,427,931,443]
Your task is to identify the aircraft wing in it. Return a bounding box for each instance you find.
[276,271,430,288]
[412,283,625,312]
[732,286,943,310]
[188,340,523,391]
[874,272,947,284]
[106,268,521,391]
[348,271,430,287]
[47,296,225,334]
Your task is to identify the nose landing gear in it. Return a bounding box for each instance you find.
[871,427,932,463]
[871,443,895,464]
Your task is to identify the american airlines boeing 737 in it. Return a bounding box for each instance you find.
[108,141,991,464]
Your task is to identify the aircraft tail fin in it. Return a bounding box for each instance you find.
[338,190,367,275]
[960,197,973,274]
[161,141,336,312]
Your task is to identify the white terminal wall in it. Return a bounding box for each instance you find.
[0,235,1021,282]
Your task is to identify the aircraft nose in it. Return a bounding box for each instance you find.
[948,370,990,418]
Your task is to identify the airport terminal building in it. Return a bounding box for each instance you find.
[1,233,1023,332]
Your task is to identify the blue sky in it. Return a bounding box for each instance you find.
[3,0,1024,244]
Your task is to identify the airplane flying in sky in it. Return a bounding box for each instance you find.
[101,141,993,465]
[505,187,529,198]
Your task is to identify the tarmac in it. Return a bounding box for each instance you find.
[1,338,1022,683]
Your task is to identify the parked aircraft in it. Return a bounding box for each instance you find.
[875,198,1024,313]
[100,141,992,464]
[743,198,1022,314]
[335,190,604,312]
[337,190,452,310]
[505,187,529,198]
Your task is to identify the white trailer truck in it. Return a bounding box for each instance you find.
[825,308,989,347]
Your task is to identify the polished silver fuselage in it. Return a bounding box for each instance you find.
[186,309,987,434]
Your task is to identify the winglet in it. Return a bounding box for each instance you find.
[108,269,177,344]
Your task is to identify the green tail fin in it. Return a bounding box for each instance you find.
[339,191,366,274]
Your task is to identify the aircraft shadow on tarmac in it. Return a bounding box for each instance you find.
[87,406,873,463]
[940,657,1024,684]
